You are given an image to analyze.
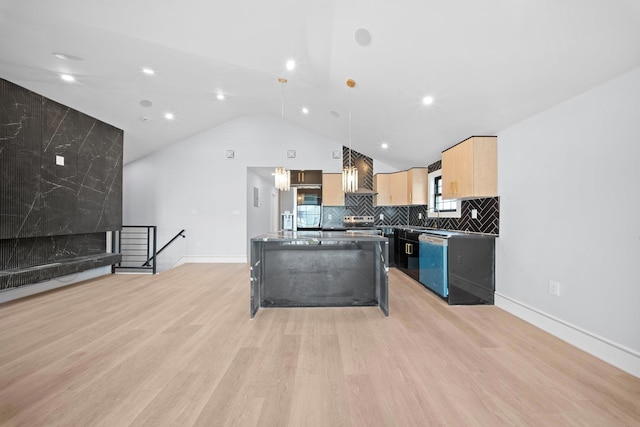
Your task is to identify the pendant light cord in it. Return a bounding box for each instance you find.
[348,84,352,169]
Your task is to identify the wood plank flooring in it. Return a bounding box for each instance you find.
[0,264,638,426]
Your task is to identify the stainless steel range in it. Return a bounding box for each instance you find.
[342,215,375,229]
[342,216,381,234]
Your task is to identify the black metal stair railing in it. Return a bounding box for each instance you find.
[142,229,185,268]
[111,227,185,274]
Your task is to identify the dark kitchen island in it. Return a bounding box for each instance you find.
[250,231,389,317]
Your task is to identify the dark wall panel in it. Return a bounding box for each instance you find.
[1,78,123,289]
[0,79,44,239]
[0,233,107,272]
[1,79,123,239]
[41,99,79,236]
[77,119,123,233]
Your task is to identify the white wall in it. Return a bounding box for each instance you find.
[123,115,343,264]
[496,67,640,376]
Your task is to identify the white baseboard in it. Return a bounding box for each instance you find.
[495,292,640,378]
[0,266,112,304]
[173,256,247,268]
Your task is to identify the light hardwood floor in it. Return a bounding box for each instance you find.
[0,264,638,426]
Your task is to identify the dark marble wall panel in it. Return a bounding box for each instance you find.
[0,233,107,271]
[41,99,79,235]
[76,118,123,232]
[1,78,123,289]
[0,79,44,239]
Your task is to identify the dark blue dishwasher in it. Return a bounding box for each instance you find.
[418,234,448,298]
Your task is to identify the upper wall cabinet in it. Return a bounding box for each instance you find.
[407,167,428,205]
[375,171,408,206]
[322,173,344,206]
[374,173,392,206]
[442,136,497,199]
[290,170,322,186]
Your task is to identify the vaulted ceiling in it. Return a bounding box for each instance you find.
[2,0,639,168]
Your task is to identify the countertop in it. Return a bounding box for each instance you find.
[251,230,388,242]
[380,225,497,238]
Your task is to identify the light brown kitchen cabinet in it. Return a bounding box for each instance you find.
[374,173,392,206]
[442,136,497,199]
[390,171,409,205]
[375,171,409,206]
[407,167,428,205]
[322,173,344,206]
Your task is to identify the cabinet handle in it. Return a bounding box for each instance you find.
[406,243,413,255]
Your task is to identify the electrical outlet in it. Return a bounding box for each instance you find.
[379,214,384,220]
[418,212,423,220]
[328,214,332,220]
[549,280,560,296]
[471,209,478,219]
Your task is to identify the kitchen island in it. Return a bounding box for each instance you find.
[250,231,389,317]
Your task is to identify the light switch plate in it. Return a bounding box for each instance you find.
[56,155,64,166]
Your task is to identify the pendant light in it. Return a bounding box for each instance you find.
[342,78,358,193]
[274,78,291,191]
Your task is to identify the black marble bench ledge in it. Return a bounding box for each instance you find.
[0,253,122,291]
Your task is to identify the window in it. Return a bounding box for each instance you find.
[433,176,457,212]
[428,170,461,218]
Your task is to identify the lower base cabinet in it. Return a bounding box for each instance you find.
[398,229,495,305]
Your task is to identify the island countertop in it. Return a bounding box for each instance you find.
[251,230,388,242]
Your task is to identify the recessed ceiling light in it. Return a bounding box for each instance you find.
[422,96,434,105]
[139,99,153,107]
[164,112,174,120]
[60,74,75,82]
[52,52,83,61]
[381,143,389,149]
[302,107,309,115]
[354,28,372,47]
[142,68,155,75]
[217,93,225,101]
[286,59,296,71]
